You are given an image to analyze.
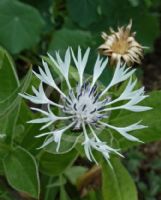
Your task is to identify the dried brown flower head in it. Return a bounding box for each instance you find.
[98,20,144,66]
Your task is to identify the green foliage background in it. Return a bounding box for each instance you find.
[0,0,161,200]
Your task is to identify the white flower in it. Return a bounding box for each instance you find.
[20,47,151,164]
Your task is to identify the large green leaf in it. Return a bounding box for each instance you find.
[0,69,32,145]
[102,157,138,200]
[39,149,77,176]
[48,28,92,54]
[3,146,40,199]
[66,0,99,27]
[0,0,44,53]
[0,47,32,144]
[0,105,20,144]
[14,101,43,155]
[13,102,34,144]
[97,0,160,48]
[0,47,19,100]
[0,67,32,117]
[110,91,161,149]
[0,45,32,118]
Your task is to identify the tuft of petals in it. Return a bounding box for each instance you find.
[98,20,144,66]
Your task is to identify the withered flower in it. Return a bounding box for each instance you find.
[98,20,144,66]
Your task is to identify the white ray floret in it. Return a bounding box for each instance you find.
[48,48,71,89]
[33,61,67,98]
[19,83,63,108]
[28,106,73,130]
[91,55,108,87]
[37,122,75,151]
[100,61,136,96]
[21,47,151,164]
[99,121,146,142]
[71,46,90,86]
[82,123,123,164]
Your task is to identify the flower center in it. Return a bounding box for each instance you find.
[111,37,129,55]
[62,82,110,130]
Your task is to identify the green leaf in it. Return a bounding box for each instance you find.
[42,177,59,200]
[134,13,159,49]
[66,0,99,27]
[65,166,87,185]
[60,186,71,200]
[102,157,138,200]
[111,91,161,149]
[93,0,159,48]
[128,0,140,7]
[39,149,77,176]
[13,102,33,144]
[0,69,32,144]
[0,105,20,144]
[0,0,44,53]
[0,47,32,143]
[0,142,10,158]
[47,176,67,188]
[48,28,92,53]
[86,190,101,200]
[0,47,19,100]
[0,68,32,117]
[3,146,40,199]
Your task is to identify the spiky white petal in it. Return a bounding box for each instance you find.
[82,123,122,164]
[71,47,90,86]
[102,92,151,112]
[48,48,71,89]
[101,61,136,96]
[100,121,147,142]
[33,62,67,98]
[19,83,63,108]
[28,105,73,130]
[37,122,75,151]
[92,55,108,87]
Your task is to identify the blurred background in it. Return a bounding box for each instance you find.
[0,0,161,199]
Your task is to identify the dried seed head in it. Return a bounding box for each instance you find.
[98,20,144,66]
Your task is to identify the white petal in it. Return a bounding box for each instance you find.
[71,47,90,86]
[34,62,67,98]
[40,121,54,130]
[28,117,50,124]
[92,56,108,87]
[100,121,146,142]
[37,122,75,150]
[30,107,49,115]
[38,135,55,149]
[101,62,136,96]
[35,132,53,138]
